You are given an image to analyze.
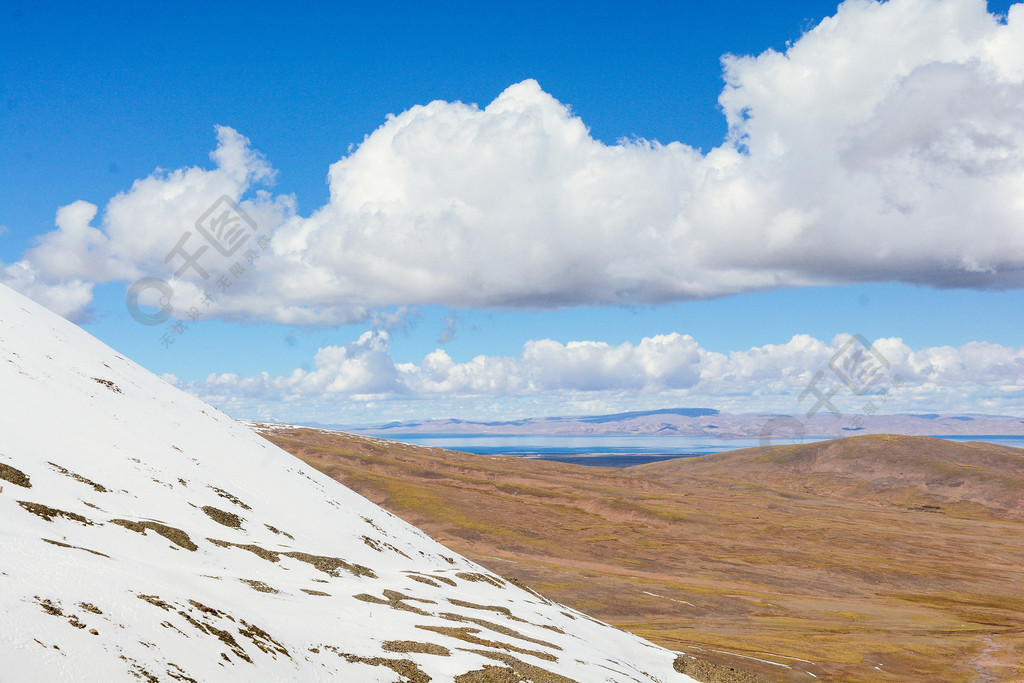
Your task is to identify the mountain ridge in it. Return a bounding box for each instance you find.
[631,433,1024,519]
[328,409,1024,437]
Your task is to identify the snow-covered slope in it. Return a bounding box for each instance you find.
[0,283,694,682]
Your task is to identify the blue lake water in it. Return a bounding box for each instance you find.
[382,434,1024,467]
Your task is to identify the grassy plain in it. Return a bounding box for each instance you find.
[261,430,1024,681]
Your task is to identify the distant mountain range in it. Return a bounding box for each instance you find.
[313,407,1024,438]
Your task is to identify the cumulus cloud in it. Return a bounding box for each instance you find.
[30,127,278,284]
[176,332,1024,421]
[7,0,1024,322]
[2,127,297,322]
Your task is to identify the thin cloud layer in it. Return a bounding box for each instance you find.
[4,0,1024,322]
[174,332,1024,421]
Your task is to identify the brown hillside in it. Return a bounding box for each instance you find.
[633,435,1024,519]
[259,427,1024,682]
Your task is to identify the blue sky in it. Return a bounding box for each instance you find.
[2,0,1024,423]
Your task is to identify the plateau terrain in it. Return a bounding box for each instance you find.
[260,426,1024,681]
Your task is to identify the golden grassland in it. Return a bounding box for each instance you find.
[262,430,1024,682]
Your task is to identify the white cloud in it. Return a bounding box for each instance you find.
[0,260,94,322]
[8,0,1024,322]
[29,126,279,285]
[2,127,296,322]
[176,332,1024,422]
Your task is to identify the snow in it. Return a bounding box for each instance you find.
[0,283,695,682]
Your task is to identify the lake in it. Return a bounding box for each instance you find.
[380,434,1024,467]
